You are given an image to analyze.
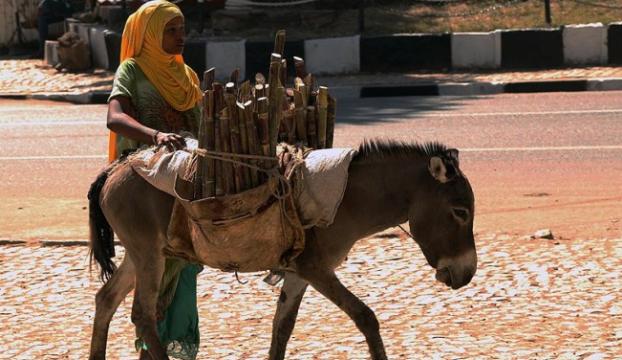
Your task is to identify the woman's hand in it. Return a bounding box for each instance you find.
[153,131,186,152]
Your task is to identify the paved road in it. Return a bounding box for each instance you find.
[0,92,621,359]
[2,91,621,240]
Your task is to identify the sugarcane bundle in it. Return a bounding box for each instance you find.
[193,30,337,198]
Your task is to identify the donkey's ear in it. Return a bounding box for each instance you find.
[429,156,449,183]
[446,148,459,165]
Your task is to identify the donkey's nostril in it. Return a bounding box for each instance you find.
[435,267,452,287]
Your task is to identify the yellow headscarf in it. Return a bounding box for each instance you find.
[108,0,202,162]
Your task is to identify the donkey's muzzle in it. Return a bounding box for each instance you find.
[435,249,477,289]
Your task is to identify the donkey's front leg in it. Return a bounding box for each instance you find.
[131,254,169,360]
[268,272,309,360]
[300,269,387,360]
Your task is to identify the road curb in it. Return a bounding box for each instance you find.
[0,239,122,247]
[0,90,111,104]
[2,77,622,102]
[358,78,622,98]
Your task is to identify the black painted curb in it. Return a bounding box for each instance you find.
[361,84,439,97]
[358,78,619,98]
[0,94,28,100]
[608,23,622,65]
[501,29,564,69]
[503,80,588,93]
[361,34,451,72]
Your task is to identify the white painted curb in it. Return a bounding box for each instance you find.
[587,78,622,91]
[305,35,360,75]
[206,39,246,82]
[451,31,501,69]
[563,23,608,65]
[89,26,109,70]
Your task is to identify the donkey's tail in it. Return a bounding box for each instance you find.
[88,168,117,282]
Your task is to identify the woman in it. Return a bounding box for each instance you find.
[106,1,203,359]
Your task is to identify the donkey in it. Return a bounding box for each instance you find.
[88,139,476,360]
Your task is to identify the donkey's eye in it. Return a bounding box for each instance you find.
[451,207,470,224]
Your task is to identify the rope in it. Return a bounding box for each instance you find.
[398,224,415,241]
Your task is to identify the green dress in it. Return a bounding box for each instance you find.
[109,59,202,360]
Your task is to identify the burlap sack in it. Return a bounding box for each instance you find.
[166,170,305,273]
[57,31,91,71]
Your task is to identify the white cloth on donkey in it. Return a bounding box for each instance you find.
[130,141,356,228]
[295,148,356,227]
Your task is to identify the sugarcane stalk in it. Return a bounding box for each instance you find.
[238,80,252,103]
[225,82,236,95]
[327,94,336,148]
[219,96,234,194]
[293,56,307,78]
[303,73,316,94]
[306,105,317,149]
[255,72,266,85]
[243,100,260,187]
[256,96,270,158]
[194,99,206,199]
[254,83,265,101]
[226,93,244,192]
[279,58,287,88]
[230,68,240,89]
[269,85,284,156]
[284,108,296,143]
[268,55,282,97]
[317,86,328,149]
[274,29,286,56]
[237,101,251,188]
[203,67,215,91]
[293,89,307,145]
[212,83,224,196]
[202,90,216,197]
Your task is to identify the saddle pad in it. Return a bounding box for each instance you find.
[130,143,356,228]
[296,148,357,228]
[129,139,197,195]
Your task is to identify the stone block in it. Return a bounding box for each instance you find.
[183,40,207,78]
[563,23,607,65]
[501,28,563,68]
[205,39,246,82]
[304,35,360,75]
[90,26,108,69]
[608,22,622,64]
[75,23,91,46]
[44,40,59,66]
[104,30,121,71]
[361,34,451,72]
[451,31,501,69]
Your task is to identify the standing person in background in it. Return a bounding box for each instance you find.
[37,0,73,58]
[105,1,203,359]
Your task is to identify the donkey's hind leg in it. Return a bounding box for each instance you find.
[131,252,168,360]
[268,272,309,360]
[299,269,387,360]
[89,255,136,360]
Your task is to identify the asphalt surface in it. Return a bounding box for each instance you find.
[1,91,621,241]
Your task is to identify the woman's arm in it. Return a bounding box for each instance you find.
[107,96,185,151]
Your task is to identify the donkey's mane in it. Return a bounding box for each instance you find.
[354,139,448,162]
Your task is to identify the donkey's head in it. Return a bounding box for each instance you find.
[409,147,476,290]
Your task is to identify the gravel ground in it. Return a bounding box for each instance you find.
[1,230,620,359]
